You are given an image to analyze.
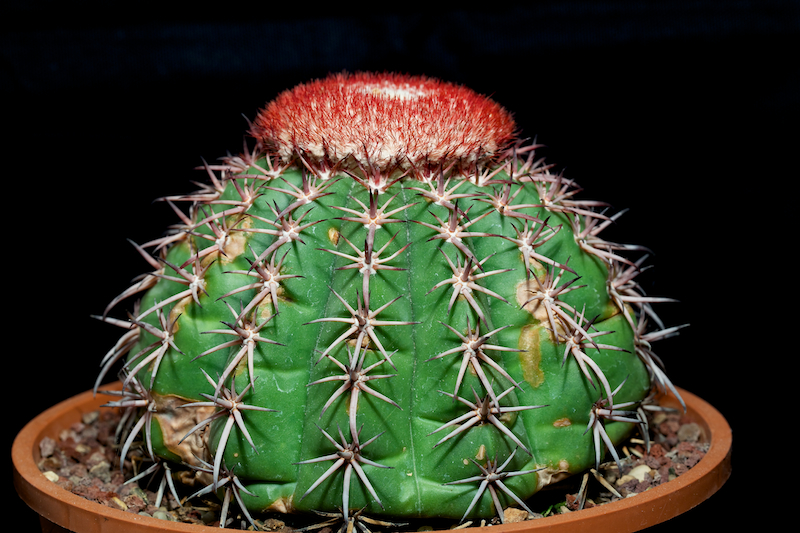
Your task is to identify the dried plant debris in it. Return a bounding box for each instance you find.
[37,401,706,531]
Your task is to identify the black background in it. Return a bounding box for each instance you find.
[5,1,797,531]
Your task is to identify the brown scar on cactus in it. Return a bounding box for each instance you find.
[152,393,215,467]
[327,226,341,245]
[516,324,545,388]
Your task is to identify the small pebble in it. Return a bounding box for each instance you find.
[503,507,531,523]
[616,474,637,486]
[81,411,100,425]
[111,497,128,511]
[129,486,149,503]
[89,460,111,483]
[677,422,702,442]
[628,464,653,482]
[75,443,91,455]
[153,510,172,521]
[86,451,108,468]
[39,437,56,458]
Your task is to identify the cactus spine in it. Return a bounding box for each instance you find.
[96,72,683,524]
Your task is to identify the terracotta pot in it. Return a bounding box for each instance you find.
[13,384,731,533]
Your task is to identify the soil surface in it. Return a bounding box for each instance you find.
[36,401,707,531]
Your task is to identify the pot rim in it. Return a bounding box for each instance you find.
[13,384,731,533]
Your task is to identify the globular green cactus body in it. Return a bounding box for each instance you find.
[100,72,676,523]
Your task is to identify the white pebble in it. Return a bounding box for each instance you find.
[628,464,653,482]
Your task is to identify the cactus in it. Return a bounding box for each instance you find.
[95,71,685,526]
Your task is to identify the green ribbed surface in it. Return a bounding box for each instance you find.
[116,159,650,520]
